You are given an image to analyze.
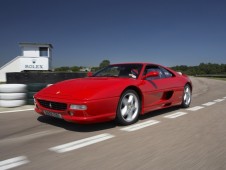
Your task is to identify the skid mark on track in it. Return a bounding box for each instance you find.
[0,129,65,145]
[0,109,34,114]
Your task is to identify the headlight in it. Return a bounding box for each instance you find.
[70,104,87,110]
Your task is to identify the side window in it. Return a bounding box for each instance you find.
[160,67,174,78]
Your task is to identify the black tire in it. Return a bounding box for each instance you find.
[27,83,47,92]
[27,92,36,99]
[27,99,35,105]
[116,89,141,125]
[181,84,192,108]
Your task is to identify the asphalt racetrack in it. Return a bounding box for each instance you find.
[1,77,226,170]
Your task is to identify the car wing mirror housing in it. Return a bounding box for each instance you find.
[87,72,93,77]
[143,71,159,79]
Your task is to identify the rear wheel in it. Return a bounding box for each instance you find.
[116,90,141,125]
[181,84,191,108]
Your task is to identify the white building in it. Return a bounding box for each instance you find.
[80,67,91,72]
[0,43,53,82]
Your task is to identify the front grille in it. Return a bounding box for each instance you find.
[38,99,67,111]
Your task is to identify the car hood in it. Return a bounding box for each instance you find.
[36,77,138,100]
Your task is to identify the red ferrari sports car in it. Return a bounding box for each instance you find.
[34,63,192,125]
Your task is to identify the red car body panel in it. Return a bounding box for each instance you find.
[34,63,192,124]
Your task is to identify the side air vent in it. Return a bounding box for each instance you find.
[162,91,174,100]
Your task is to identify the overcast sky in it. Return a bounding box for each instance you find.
[0,0,226,68]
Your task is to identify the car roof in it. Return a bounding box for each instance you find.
[111,62,156,65]
[110,62,165,67]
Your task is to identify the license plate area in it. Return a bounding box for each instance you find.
[43,110,62,119]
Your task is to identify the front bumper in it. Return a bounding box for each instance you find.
[34,96,118,124]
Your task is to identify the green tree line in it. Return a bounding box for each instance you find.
[171,63,226,76]
[54,61,226,76]
[54,60,110,72]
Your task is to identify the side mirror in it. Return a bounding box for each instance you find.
[143,71,159,79]
[87,72,93,77]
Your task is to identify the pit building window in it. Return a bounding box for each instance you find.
[39,47,48,56]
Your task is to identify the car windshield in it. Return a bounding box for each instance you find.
[93,64,143,79]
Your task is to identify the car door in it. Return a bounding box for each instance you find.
[142,65,182,112]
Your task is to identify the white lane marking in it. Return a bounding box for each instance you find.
[49,133,115,153]
[214,99,225,102]
[120,120,160,132]
[224,97,226,99]
[202,102,216,106]
[0,156,29,170]
[0,109,33,114]
[186,106,204,111]
[164,112,187,119]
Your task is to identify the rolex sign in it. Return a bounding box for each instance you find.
[20,57,49,71]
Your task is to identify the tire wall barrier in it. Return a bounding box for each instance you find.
[0,84,49,107]
[1,72,87,107]
[0,84,27,108]
[7,72,86,84]
[27,83,48,105]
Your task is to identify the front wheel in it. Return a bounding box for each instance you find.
[116,90,141,125]
[181,84,192,108]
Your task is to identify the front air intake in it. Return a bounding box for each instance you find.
[38,99,67,111]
